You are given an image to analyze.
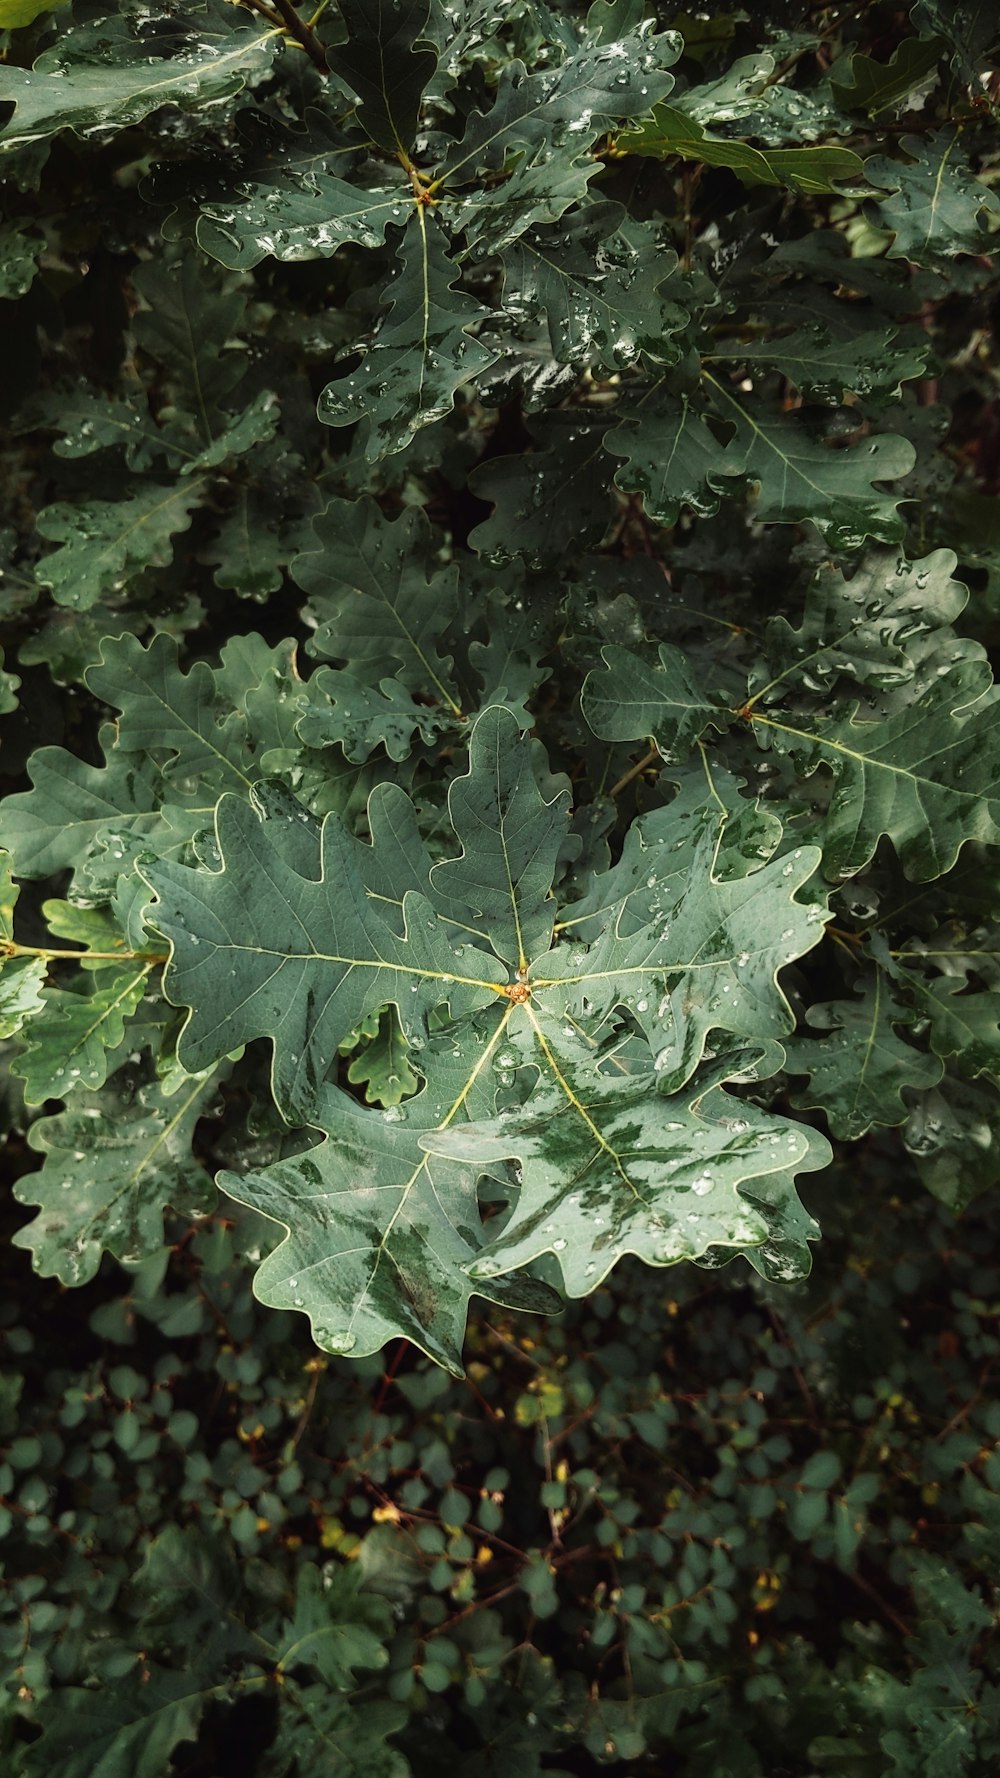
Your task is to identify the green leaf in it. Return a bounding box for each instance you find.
[17,1667,215,1778]
[783,972,943,1140]
[708,321,929,405]
[342,1005,421,1104]
[181,390,281,473]
[0,850,46,1038]
[262,1689,409,1778]
[752,548,969,700]
[219,1078,561,1371]
[317,214,499,460]
[140,779,506,1125]
[905,1073,1000,1211]
[15,1069,219,1284]
[469,418,614,567]
[888,940,1000,1083]
[431,706,571,967]
[0,221,43,297]
[295,668,451,763]
[606,388,742,528]
[703,375,917,548]
[750,662,1000,881]
[540,831,828,1093]
[0,955,46,1039]
[910,0,1000,86]
[85,632,256,793]
[866,132,1000,266]
[196,110,411,269]
[334,0,438,154]
[132,257,248,438]
[0,9,278,156]
[830,36,945,114]
[617,104,864,193]
[277,1562,391,1687]
[581,643,727,761]
[293,498,461,706]
[34,484,202,610]
[0,728,160,878]
[499,203,691,370]
[438,25,681,184]
[428,1038,829,1290]
[12,964,153,1104]
[207,488,287,600]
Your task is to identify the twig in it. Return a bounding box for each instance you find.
[608,745,661,800]
[240,0,328,72]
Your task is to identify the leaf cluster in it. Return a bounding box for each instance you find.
[1,1,999,1388]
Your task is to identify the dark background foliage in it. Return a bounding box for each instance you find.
[1,0,1000,1770]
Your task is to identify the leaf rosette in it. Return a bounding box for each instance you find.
[139,708,831,1369]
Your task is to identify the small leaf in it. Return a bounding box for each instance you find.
[866,132,1000,265]
[197,110,411,269]
[318,214,499,460]
[617,104,864,193]
[581,642,727,760]
[15,1069,220,1284]
[429,1037,829,1290]
[293,497,461,705]
[0,10,278,155]
[784,972,943,1140]
[13,964,153,1104]
[34,484,202,610]
[334,0,438,154]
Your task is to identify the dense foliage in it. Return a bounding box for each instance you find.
[2,0,1000,1768]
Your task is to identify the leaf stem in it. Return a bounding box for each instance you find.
[0,941,167,964]
[608,744,661,800]
[241,0,328,71]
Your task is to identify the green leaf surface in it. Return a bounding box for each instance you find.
[261,1689,409,1778]
[428,1038,829,1290]
[709,321,929,405]
[296,667,451,763]
[607,388,742,527]
[141,781,506,1124]
[17,1667,216,1778]
[904,1073,1000,1210]
[334,0,438,154]
[342,1006,421,1104]
[617,104,864,192]
[784,973,943,1139]
[752,548,969,700]
[500,204,691,370]
[431,706,571,967]
[469,419,613,566]
[219,1076,561,1372]
[751,663,1000,881]
[438,25,680,183]
[15,1070,220,1284]
[34,484,202,610]
[86,633,256,793]
[581,643,727,761]
[132,257,248,437]
[866,132,1000,265]
[0,10,278,155]
[13,964,153,1104]
[317,214,499,460]
[0,221,43,297]
[0,729,160,878]
[703,376,917,548]
[293,497,460,705]
[196,110,411,268]
[830,36,945,114]
[278,1562,391,1687]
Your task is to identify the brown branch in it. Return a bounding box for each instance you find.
[240,0,328,72]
